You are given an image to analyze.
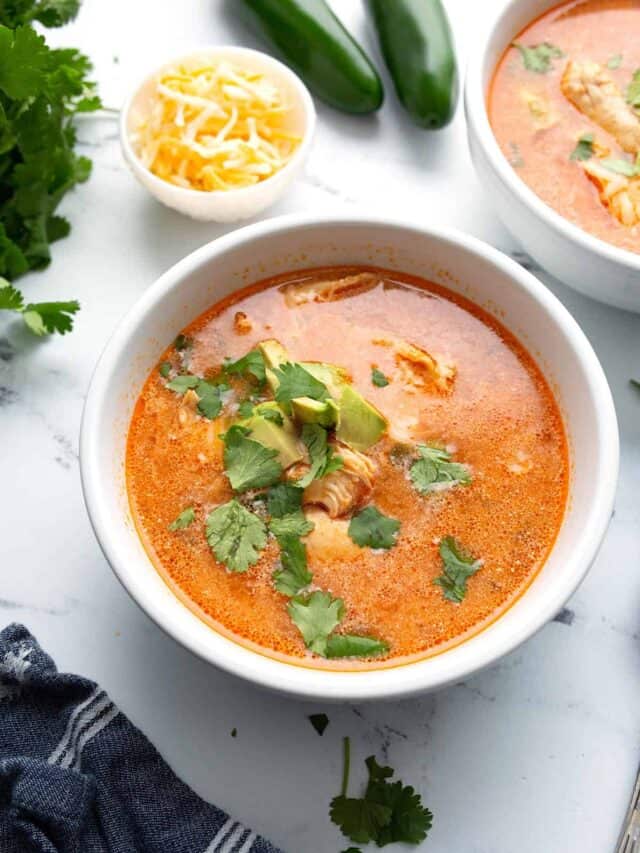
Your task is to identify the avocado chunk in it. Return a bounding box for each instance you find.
[240,403,303,468]
[258,339,289,394]
[300,362,349,399]
[292,396,339,427]
[335,385,387,451]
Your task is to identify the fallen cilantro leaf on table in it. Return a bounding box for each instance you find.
[237,399,254,418]
[297,423,343,488]
[205,499,267,573]
[631,378,640,390]
[273,362,329,403]
[409,443,471,494]
[308,713,329,736]
[371,367,389,387]
[570,133,594,161]
[287,590,344,655]
[435,536,482,603]
[330,738,433,847]
[168,507,195,531]
[223,425,283,492]
[0,279,80,335]
[348,506,400,550]
[512,41,564,73]
[230,727,237,738]
[224,348,266,385]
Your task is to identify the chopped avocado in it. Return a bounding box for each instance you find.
[240,405,303,468]
[300,362,349,399]
[258,339,289,368]
[292,397,339,427]
[336,385,387,451]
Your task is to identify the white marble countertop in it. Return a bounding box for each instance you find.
[1,1,640,850]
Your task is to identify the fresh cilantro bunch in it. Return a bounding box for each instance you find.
[330,738,433,848]
[0,1,100,336]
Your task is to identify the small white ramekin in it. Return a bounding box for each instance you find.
[120,46,316,222]
[465,0,640,313]
[80,214,618,701]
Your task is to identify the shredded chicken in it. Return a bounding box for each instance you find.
[561,60,640,154]
[233,311,253,334]
[302,442,377,518]
[521,90,558,130]
[282,272,380,307]
[374,337,455,394]
[581,159,640,226]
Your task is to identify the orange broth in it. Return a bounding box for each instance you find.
[489,0,640,253]
[126,267,568,670]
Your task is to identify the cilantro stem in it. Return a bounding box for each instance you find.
[340,736,351,797]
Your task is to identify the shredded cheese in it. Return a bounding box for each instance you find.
[131,58,302,192]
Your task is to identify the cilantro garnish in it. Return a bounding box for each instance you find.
[512,41,564,73]
[626,68,640,109]
[287,591,345,655]
[434,536,482,602]
[166,375,199,393]
[237,399,255,418]
[273,534,312,596]
[0,11,100,338]
[224,348,266,384]
[165,373,223,419]
[325,634,389,659]
[158,361,171,378]
[269,511,314,539]
[308,713,329,736]
[348,506,400,550]
[168,507,195,531]
[371,367,389,387]
[570,133,594,161]
[174,334,191,351]
[260,407,284,425]
[267,482,303,517]
[297,423,343,488]
[0,280,80,335]
[330,740,432,847]
[223,425,283,492]
[273,362,329,403]
[607,54,623,70]
[409,444,471,494]
[205,499,267,573]
[601,156,640,177]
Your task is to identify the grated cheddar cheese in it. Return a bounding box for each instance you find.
[131,59,302,192]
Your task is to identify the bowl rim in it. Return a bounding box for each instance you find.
[80,213,619,701]
[119,44,316,201]
[464,0,640,274]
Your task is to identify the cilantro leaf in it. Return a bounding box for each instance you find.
[330,796,392,845]
[158,361,171,378]
[512,41,564,73]
[348,506,400,550]
[0,0,80,28]
[273,534,312,596]
[365,779,433,846]
[0,279,24,310]
[607,53,623,70]
[174,334,191,351]
[237,399,255,419]
[205,499,267,573]
[269,511,314,539]
[273,362,329,403]
[409,444,471,495]
[601,156,640,177]
[166,375,199,393]
[267,482,303,517]
[435,536,482,603]
[325,634,389,659]
[261,406,284,425]
[371,367,389,387]
[287,591,345,655]
[224,348,266,384]
[0,25,51,99]
[22,300,79,335]
[168,507,195,531]
[308,713,329,736]
[297,423,343,488]
[626,68,640,109]
[570,133,594,161]
[223,425,283,493]
[195,380,222,419]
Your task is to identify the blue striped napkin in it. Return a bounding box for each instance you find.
[0,623,283,853]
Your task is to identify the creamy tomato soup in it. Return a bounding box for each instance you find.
[126,267,568,670]
[490,0,640,253]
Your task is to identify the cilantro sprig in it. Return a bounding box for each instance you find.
[348,506,400,550]
[297,423,343,487]
[273,362,329,403]
[512,41,564,74]
[570,133,594,162]
[168,507,195,531]
[224,348,266,385]
[223,425,283,492]
[434,536,482,603]
[409,443,471,495]
[330,738,433,847]
[205,499,267,573]
[0,8,101,337]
